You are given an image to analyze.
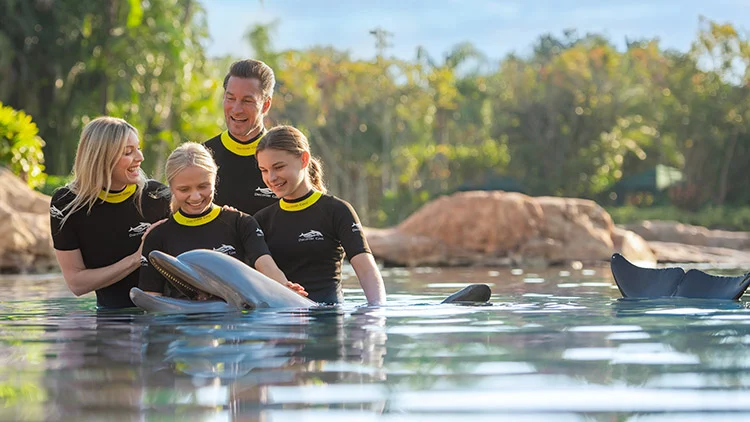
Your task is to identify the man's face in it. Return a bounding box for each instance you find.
[223,76,271,141]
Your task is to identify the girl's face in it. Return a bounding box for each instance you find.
[170,165,215,215]
[257,148,311,200]
[110,132,143,190]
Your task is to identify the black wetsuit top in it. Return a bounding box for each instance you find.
[203,130,278,215]
[138,205,271,298]
[254,190,371,304]
[50,180,171,309]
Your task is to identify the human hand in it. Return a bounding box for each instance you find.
[286,281,308,297]
[221,205,239,212]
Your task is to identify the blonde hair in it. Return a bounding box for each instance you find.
[59,117,145,227]
[165,142,218,213]
[256,125,326,193]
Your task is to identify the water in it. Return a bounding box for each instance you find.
[1,265,750,421]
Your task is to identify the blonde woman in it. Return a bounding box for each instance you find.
[138,142,305,298]
[50,117,170,309]
[254,126,387,305]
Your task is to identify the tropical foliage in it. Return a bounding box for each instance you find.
[2,2,748,226]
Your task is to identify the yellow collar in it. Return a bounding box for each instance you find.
[220,130,264,156]
[173,204,221,226]
[98,184,137,203]
[280,191,322,212]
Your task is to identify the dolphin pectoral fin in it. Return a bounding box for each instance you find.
[130,287,236,314]
[610,253,685,298]
[675,270,750,300]
[441,284,492,304]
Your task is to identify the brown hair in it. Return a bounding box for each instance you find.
[257,126,326,193]
[223,59,275,98]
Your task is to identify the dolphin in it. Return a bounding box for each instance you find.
[610,253,750,300]
[130,249,492,313]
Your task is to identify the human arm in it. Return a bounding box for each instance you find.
[136,220,169,295]
[55,248,141,296]
[254,255,308,297]
[55,218,166,296]
[350,252,387,305]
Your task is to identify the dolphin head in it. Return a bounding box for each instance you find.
[148,249,317,310]
[148,250,220,301]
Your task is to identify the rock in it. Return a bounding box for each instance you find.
[647,241,750,264]
[367,190,655,267]
[397,191,543,254]
[622,220,750,250]
[0,167,56,272]
[611,227,658,265]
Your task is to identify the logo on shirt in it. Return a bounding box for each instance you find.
[129,222,151,237]
[256,227,264,237]
[254,187,277,198]
[299,230,324,242]
[213,244,237,255]
[140,255,149,266]
[351,222,362,233]
[49,205,64,220]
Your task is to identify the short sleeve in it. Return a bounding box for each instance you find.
[50,188,79,251]
[237,213,271,267]
[332,198,371,260]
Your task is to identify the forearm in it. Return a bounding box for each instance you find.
[58,250,141,296]
[350,253,387,305]
[254,255,289,284]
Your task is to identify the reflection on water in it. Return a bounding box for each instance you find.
[2,264,750,420]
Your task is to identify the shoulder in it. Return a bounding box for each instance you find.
[50,186,75,220]
[51,186,74,203]
[253,203,278,219]
[203,133,223,150]
[143,180,170,200]
[325,194,356,213]
[50,186,76,211]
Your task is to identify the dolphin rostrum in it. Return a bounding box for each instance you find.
[130,249,492,313]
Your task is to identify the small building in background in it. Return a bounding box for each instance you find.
[610,164,683,206]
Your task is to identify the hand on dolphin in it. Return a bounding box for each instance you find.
[286,281,308,297]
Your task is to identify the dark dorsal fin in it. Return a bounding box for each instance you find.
[441,284,492,304]
[610,253,684,298]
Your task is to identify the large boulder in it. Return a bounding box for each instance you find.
[367,191,656,267]
[0,168,56,272]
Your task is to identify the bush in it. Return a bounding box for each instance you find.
[36,174,71,196]
[606,205,750,232]
[0,103,46,188]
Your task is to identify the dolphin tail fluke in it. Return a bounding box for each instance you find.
[610,253,684,298]
[130,287,236,314]
[675,270,750,300]
[441,284,492,304]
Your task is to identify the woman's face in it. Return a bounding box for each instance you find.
[110,132,143,190]
[170,165,215,215]
[257,148,310,200]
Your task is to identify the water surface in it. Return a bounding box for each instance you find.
[1,264,750,421]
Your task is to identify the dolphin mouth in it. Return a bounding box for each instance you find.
[148,250,220,301]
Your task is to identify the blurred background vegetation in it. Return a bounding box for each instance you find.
[1,0,749,229]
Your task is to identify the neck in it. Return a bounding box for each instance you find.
[108,182,127,191]
[230,125,264,142]
[285,181,315,201]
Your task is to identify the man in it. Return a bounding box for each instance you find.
[203,59,278,215]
